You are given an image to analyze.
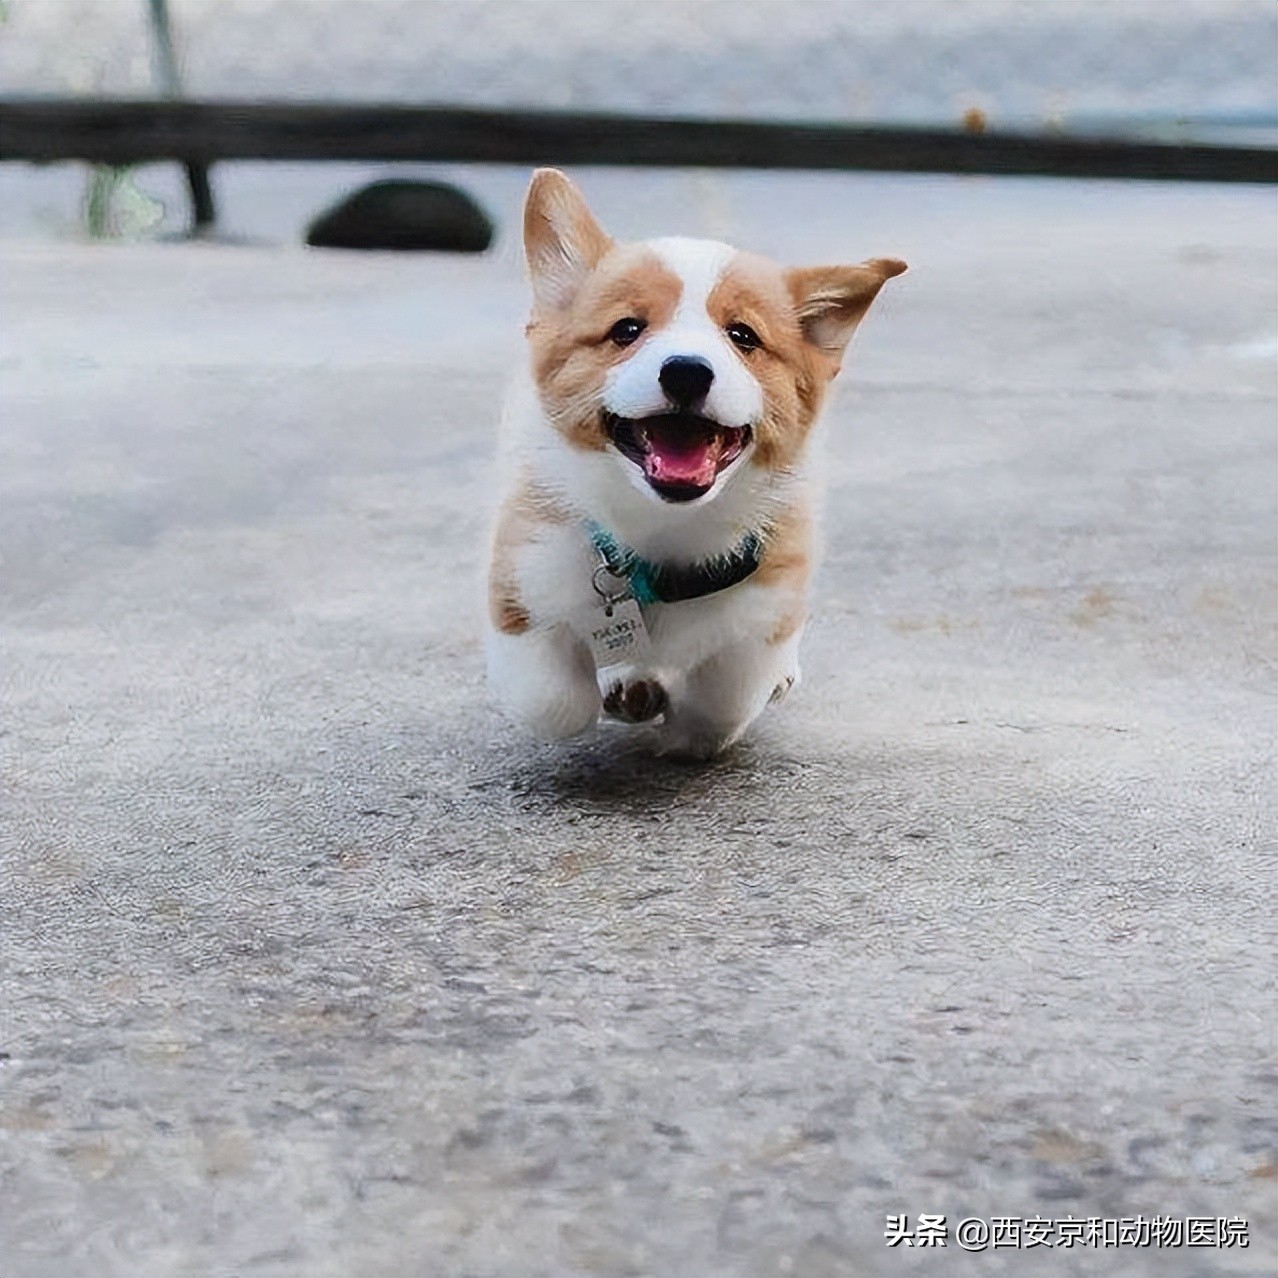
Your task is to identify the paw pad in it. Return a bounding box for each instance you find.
[603,678,668,723]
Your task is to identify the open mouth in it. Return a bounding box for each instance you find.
[603,412,752,502]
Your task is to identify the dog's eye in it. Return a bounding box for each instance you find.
[607,317,646,347]
[726,322,762,352]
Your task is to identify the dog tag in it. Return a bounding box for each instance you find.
[581,595,651,669]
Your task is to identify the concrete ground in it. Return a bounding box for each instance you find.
[0,169,1275,1278]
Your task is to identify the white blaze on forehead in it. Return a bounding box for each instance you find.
[648,236,736,317]
[602,236,764,430]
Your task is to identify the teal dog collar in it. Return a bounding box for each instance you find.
[587,521,765,606]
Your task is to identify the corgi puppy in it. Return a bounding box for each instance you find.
[486,169,905,758]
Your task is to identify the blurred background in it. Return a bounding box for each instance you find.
[4,0,1275,128]
[1,0,1274,242]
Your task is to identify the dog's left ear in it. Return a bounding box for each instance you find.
[523,168,613,312]
[787,258,907,365]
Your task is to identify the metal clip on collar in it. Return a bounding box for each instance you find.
[592,560,632,614]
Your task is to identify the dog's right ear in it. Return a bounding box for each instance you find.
[523,169,612,312]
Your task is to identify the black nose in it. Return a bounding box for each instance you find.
[659,356,714,409]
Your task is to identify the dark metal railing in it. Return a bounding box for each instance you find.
[2,99,1275,184]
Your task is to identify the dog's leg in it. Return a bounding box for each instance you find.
[660,635,800,759]
[485,625,601,739]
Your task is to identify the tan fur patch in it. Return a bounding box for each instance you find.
[755,503,812,588]
[759,504,812,645]
[706,253,835,474]
[488,475,570,634]
[526,245,683,452]
[767,605,807,647]
[756,502,813,647]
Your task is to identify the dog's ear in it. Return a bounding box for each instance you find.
[786,258,907,364]
[523,169,613,312]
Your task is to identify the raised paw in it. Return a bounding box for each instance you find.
[603,677,668,724]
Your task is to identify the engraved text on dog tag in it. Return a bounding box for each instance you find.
[582,596,651,669]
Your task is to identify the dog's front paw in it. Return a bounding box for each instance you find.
[602,677,668,724]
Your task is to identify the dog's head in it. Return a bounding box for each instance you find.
[523,168,905,505]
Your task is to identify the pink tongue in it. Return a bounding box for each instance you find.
[643,429,723,487]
